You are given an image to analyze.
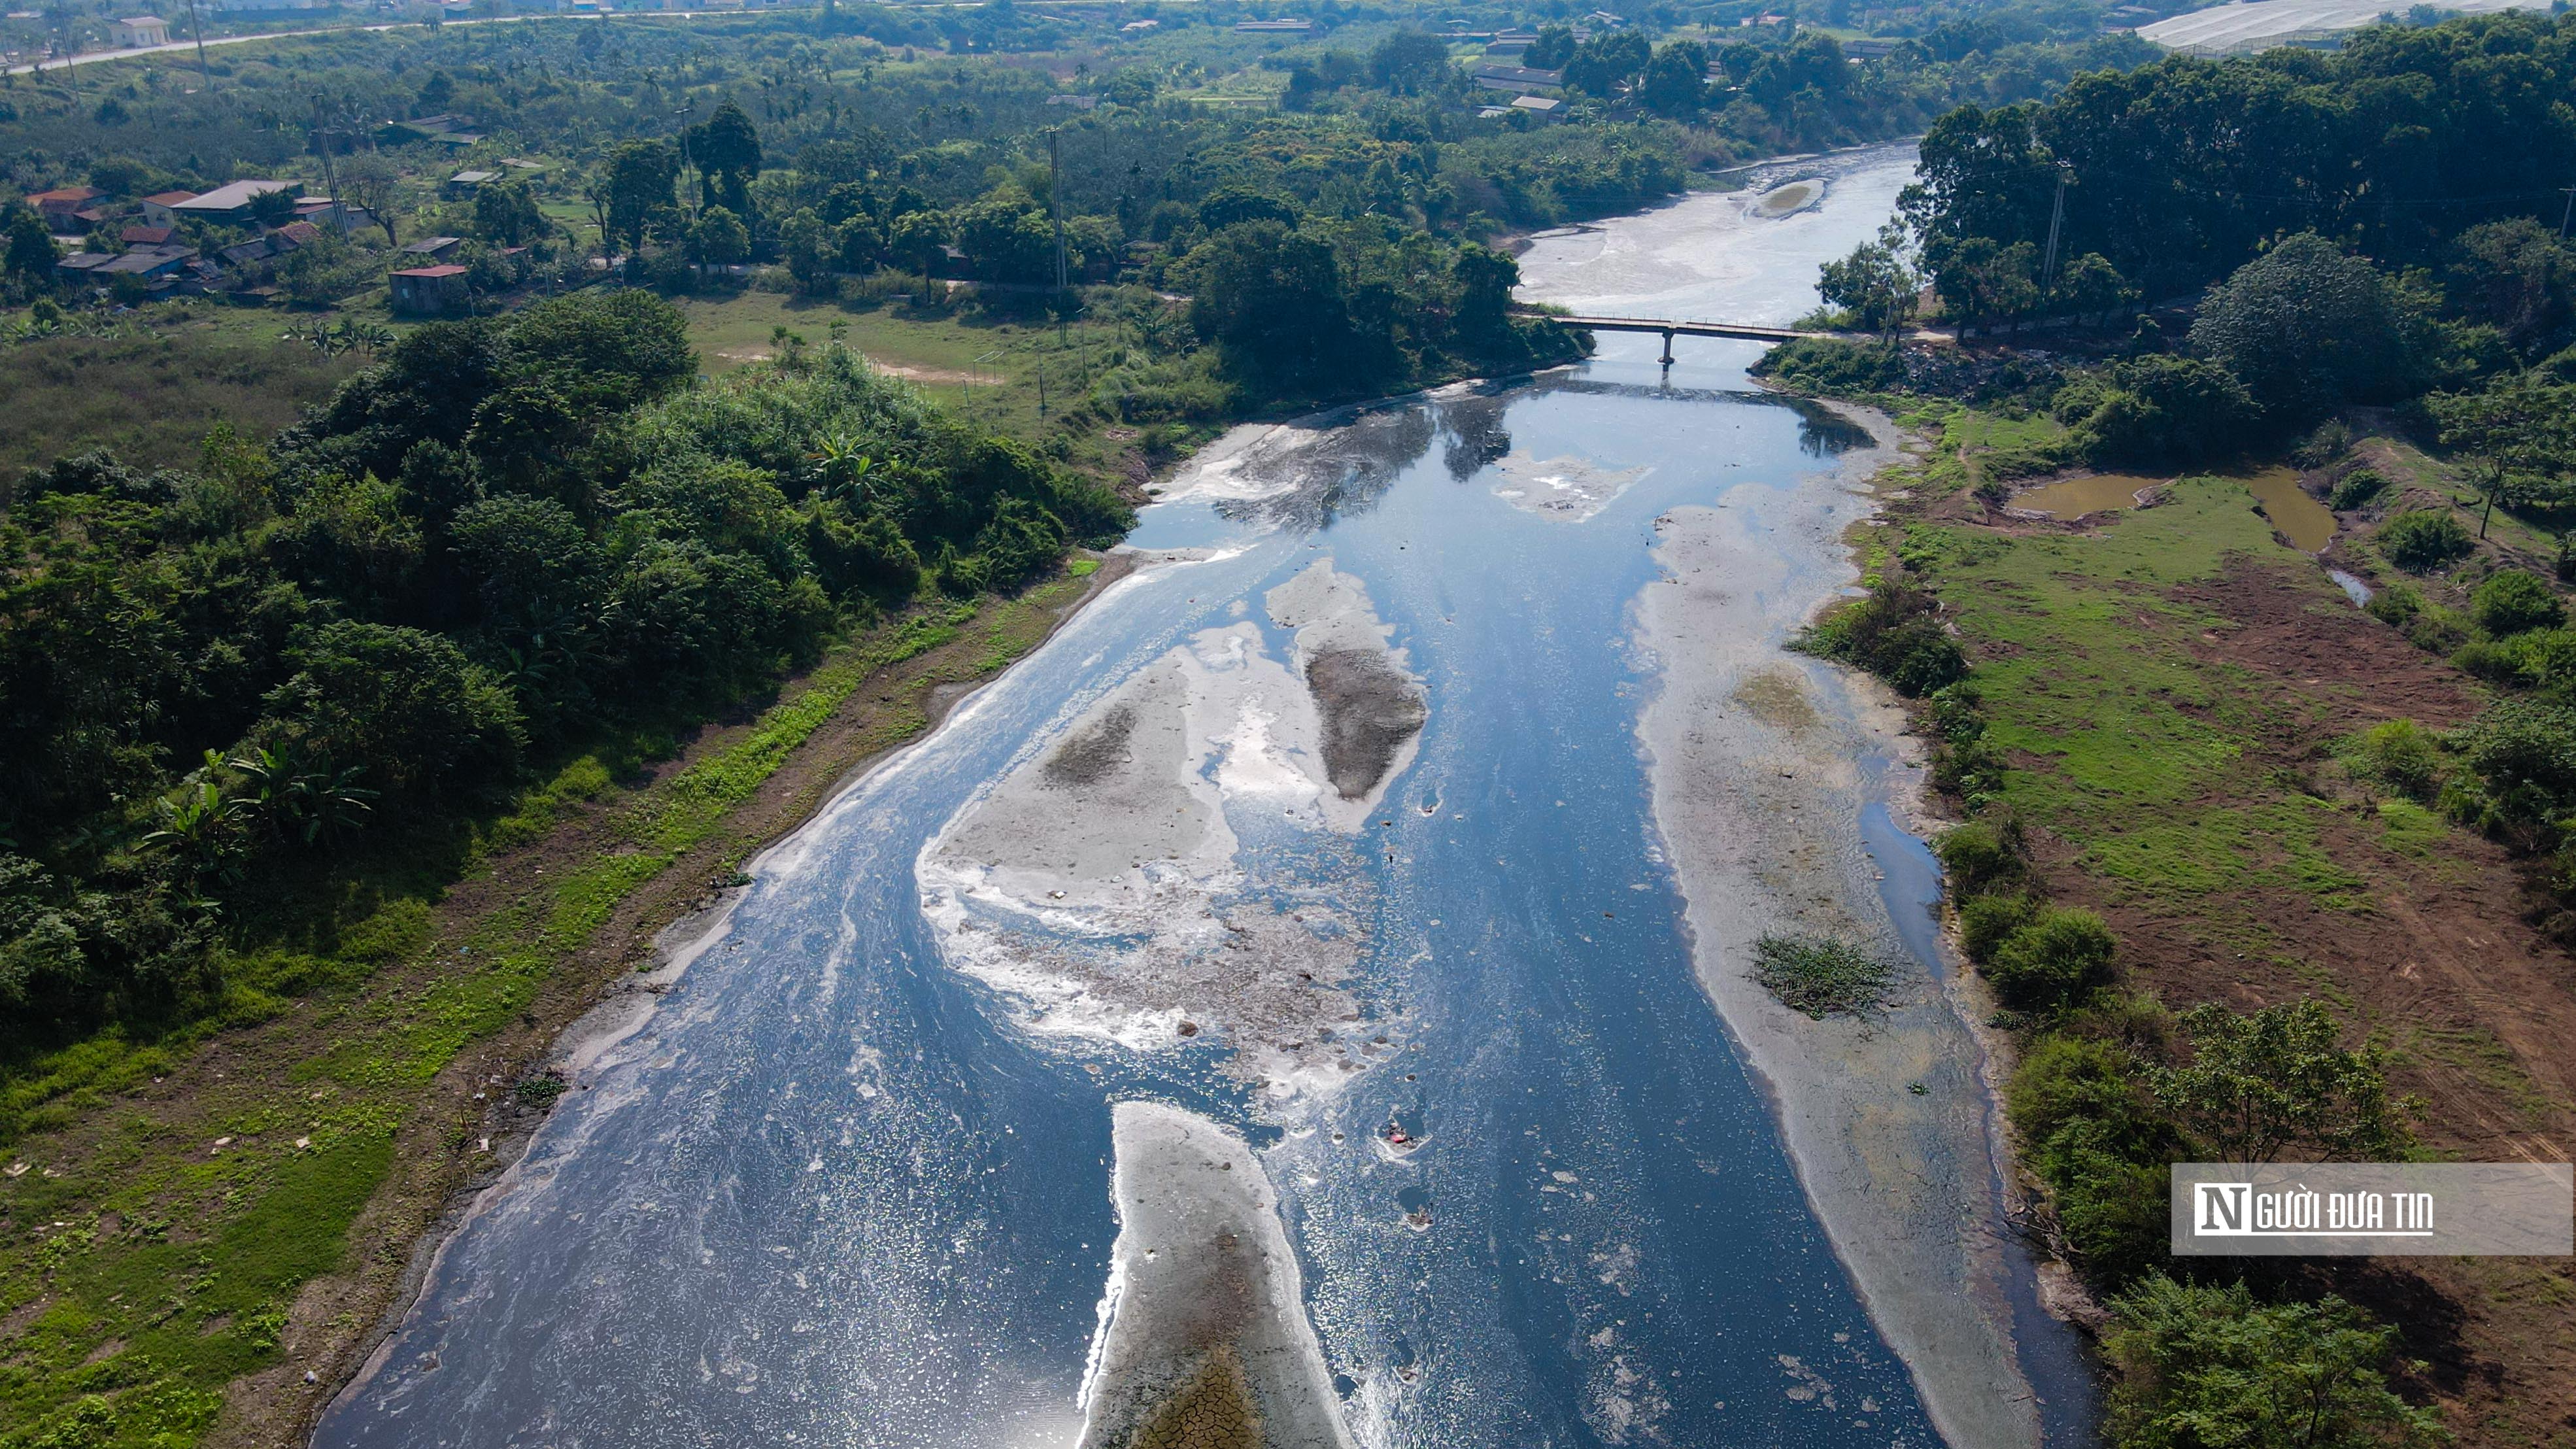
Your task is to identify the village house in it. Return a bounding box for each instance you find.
[1234,17,1310,33]
[444,169,498,196]
[389,264,469,315]
[1474,63,1565,94]
[139,190,198,226]
[171,179,304,224]
[27,186,104,231]
[108,15,168,46]
[119,224,177,247]
[1510,94,1565,119]
[400,235,464,261]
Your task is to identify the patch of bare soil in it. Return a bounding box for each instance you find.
[1305,649,1427,800]
[2029,557,2576,1444]
[176,557,1134,1449]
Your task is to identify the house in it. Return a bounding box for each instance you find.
[1485,30,1538,53]
[390,264,469,315]
[1841,37,1897,57]
[1234,18,1311,33]
[292,197,370,231]
[400,235,464,260]
[140,189,197,226]
[445,169,498,195]
[1043,94,1097,109]
[378,113,473,145]
[108,15,169,46]
[1510,94,1565,118]
[1119,17,1156,28]
[97,245,193,278]
[120,224,177,247]
[270,219,320,248]
[1474,63,1564,93]
[28,186,103,226]
[172,179,303,223]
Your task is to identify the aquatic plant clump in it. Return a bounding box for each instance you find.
[1752,934,1897,1019]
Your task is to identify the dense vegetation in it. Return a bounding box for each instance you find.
[0,288,1124,1069]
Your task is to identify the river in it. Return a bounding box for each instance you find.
[316,140,2093,1449]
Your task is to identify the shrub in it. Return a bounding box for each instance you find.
[2377,509,2473,573]
[1986,907,2117,1010]
[1958,892,2037,963]
[1752,336,1908,393]
[2291,418,2353,468]
[1935,819,2025,897]
[2103,1276,2446,1448]
[1791,582,1967,696]
[2326,466,2386,511]
[2153,1000,2411,1163]
[1750,934,1895,1019]
[2471,568,2564,636]
[2348,719,2443,800]
[2063,354,2258,468]
[2441,697,2576,844]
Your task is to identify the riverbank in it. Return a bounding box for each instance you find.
[1633,401,2061,1448]
[0,559,1130,1449]
[1795,386,2576,1445]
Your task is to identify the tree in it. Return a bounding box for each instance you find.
[246,186,298,230]
[1524,24,1576,69]
[4,201,57,287]
[1451,243,1517,341]
[2050,252,2135,323]
[1365,31,1451,95]
[2104,1276,2447,1449]
[2150,1000,2409,1164]
[1932,235,2039,335]
[1186,220,1351,392]
[473,178,549,248]
[597,140,680,256]
[687,99,762,218]
[1818,223,1920,337]
[687,205,751,273]
[1636,41,1709,119]
[2443,217,2575,355]
[1564,29,1650,96]
[2427,371,2576,532]
[256,621,524,796]
[2190,234,2407,420]
[1986,907,2116,1010]
[336,152,402,246]
[2061,355,2258,468]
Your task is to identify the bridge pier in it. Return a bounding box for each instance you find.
[1659,329,1675,367]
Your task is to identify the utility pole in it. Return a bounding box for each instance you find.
[311,94,351,239]
[2041,163,2071,296]
[2560,186,2575,241]
[1046,126,1069,297]
[182,0,211,90]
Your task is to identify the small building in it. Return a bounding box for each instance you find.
[269,219,320,248]
[1474,64,1564,93]
[109,15,169,46]
[1043,94,1097,110]
[390,264,469,315]
[1234,18,1311,33]
[28,186,103,225]
[400,235,464,260]
[378,113,474,145]
[172,179,303,223]
[445,169,498,195]
[1119,17,1156,29]
[120,224,177,247]
[140,189,197,226]
[1840,37,1897,57]
[1485,31,1537,54]
[1510,94,1565,119]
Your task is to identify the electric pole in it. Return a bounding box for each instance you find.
[311,94,351,239]
[2560,186,2575,241]
[183,0,210,90]
[1046,126,1069,297]
[2041,163,2071,296]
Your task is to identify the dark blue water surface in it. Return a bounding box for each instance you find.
[320,146,2078,1449]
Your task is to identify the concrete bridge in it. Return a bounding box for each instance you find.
[1519,309,1856,363]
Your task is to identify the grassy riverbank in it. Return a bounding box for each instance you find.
[1827,396,2576,1445]
[0,562,1118,1449]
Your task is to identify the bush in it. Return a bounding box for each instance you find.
[1791,582,1967,696]
[1986,907,2116,1010]
[2061,354,2258,468]
[2326,466,2386,511]
[1958,892,2037,963]
[1935,819,2025,897]
[2348,719,2443,800]
[2103,1276,2446,1448]
[1752,337,1908,394]
[2291,418,2353,468]
[2441,697,2576,843]
[2471,568,2564,636]
[2377,509,2473,573]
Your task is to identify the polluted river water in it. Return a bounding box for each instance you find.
[318,142,2094,1449]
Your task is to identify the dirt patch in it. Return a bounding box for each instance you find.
[1305,649,1427,800]
[1045,704,1138,787]
[2006,556,2576,1445]
[868,359,985,385]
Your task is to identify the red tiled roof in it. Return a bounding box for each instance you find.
[121,224,177,245]
[143,190,199,206]
[29,186,103,205]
